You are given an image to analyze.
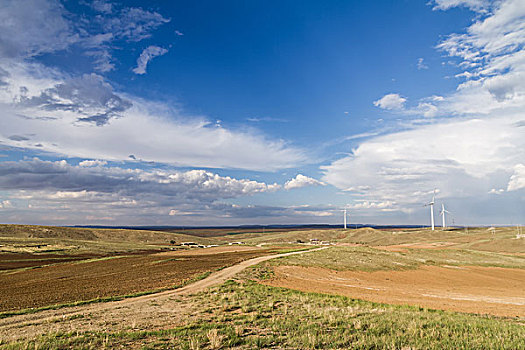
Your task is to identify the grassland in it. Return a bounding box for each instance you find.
[3,279,524,349]
[0,224,524,349]
[0,224,219,256]
[270,246,525,271]
[235,226,525,253]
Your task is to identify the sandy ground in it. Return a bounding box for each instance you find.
[0,247,327,343]
[266,265,525,318]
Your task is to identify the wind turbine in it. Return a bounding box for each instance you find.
[440,203,450,229]
[343,208,348,229]
[424,189,436,231]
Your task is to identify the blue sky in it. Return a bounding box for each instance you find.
[0,0,523,226]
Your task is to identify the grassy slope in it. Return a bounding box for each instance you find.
[0,224,218,254]
[271,246,525,271]
[235,226,525,253]
[4,280,524,349]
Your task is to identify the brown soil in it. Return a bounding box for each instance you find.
[266,265,525,317]
[0,247,327,343]
[0,247,272,312]
[0,253,97,270]
[0,250,160,271]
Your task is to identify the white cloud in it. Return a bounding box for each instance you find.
[0,0,78,58]
[432,0,490,12]
[322,114,524,204]
[0,159,340,225]
[0,0,170,72]
[132,46,168,75]
[433,0,525,116]
[0,158,280,200]
[168,209,193,216]
[417,58,429,70]
[323,0,525,224]
[1,200,13,208]
[349,200,396,210]
[0,2,304,171]
[0,61,305,171]
[79,160,108,167]
[415,102,439,117]
[507,164,525,191]
[0,158,285,223]
[101,7,170,42]
[89,0,113,14]
[373,93,407,110]
[284,174,326,190]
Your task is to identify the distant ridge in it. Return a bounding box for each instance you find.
[71,224,427,230]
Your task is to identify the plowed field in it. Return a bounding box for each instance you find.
[0,247,269,312]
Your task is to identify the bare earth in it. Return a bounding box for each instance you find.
[0,247,326,343]
[0,247,270,311]
[266,265,525,317]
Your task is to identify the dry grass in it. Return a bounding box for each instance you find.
[270,246,525,272]
[4,279,524,349]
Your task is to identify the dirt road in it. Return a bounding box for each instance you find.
[0,247,327,342]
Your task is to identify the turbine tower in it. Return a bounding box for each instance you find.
[424,190,436,231]
[440,203,450,229]
[343,208,347,229]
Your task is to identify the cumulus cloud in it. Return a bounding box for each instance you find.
[284,174,326,190]
[507,164,525,191]
[20,73,132,126]
[133,46,168,75]
[79,160,108,167]
[322,115,524,212]
[0,158,286,223]
[417,58,428,70]
[432,0,490,12]
[323,0,525,224]
[373,93,407,110]
[0,158,342,225]
[349,200,396,210]
[0,158,280,198]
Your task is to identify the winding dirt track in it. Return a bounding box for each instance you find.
[0,247,327,342]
